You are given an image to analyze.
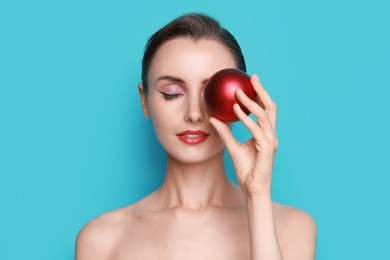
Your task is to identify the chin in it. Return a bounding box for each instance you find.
[168,146,225,164]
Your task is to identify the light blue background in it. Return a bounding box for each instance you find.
[1,0,389,259]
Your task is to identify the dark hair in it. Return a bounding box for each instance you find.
[141,12,247,94]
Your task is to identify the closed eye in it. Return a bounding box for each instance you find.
[159,91,181,101]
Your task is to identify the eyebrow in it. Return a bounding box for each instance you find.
[155,75,209,85]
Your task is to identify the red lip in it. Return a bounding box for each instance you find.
[176,130,210,144]
[177,130,209,136]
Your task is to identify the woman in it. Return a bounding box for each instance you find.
[75,13,317,260]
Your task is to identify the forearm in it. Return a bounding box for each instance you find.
[246,194,283,260]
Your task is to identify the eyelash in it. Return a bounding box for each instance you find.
[159,91,181,101]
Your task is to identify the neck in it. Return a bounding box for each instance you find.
[155,150,245,212]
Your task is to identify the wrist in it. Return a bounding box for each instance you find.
[245,187,272,202]
[245,194,274,219]
[246,194,272,209]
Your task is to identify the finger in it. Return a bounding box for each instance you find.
[233,103,278,150]
[235,88,275,142]
[250,74,277,132]
[233,103,267,143]
[209,116,240,155]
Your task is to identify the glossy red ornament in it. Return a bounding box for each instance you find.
[204,68,256,122]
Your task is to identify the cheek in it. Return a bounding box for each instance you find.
[149,103,177,136]
[149,95,183,122]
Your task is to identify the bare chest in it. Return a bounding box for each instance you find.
[111,209,251,260]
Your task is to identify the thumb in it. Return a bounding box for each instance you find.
[209,117,240,155]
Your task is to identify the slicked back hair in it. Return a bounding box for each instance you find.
[141,13,247,94]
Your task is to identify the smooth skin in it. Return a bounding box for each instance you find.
[75,37,317,260]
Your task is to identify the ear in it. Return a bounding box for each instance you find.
[138,82,151,118]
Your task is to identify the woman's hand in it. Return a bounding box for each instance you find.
[209,74,278,201]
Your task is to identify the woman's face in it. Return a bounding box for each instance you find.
[139,37,238,163]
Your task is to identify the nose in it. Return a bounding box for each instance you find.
[184,91,206,123]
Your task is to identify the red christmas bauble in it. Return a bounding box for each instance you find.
[205,68,256,122]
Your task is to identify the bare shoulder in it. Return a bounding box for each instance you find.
[273,202,317,230]
[273,202,317,260]
[75,204,138,260]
